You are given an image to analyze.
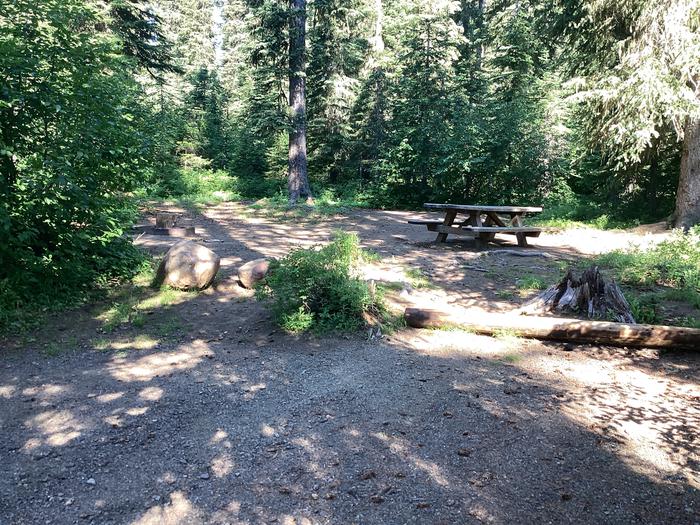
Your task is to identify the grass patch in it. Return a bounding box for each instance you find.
[378,281,405,292]
[427,324,476,334]
[660,288,700,309]
[43,342,63,357]
[495,290,516,299]
[404,268,437,289]
[137,287,195,311]
[531,200,640,230]
[102,301,137,332]
[93,338,110,351]
[248,188,373,221]
[594,227,700,325]
[515,275,548,298]
[675,317,700,329]
[155,317,184,338]
[256,231,383,333]
[492,328,524,347]
[501,352,522,363]
[96,259,197,332]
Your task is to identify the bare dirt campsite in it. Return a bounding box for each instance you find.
[5,1,700,523]
[2,203,698,524]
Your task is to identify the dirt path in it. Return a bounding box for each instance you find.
[1,203,698,524]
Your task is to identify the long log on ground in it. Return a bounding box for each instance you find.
[404,308,700,350]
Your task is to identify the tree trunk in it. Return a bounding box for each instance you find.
[373,0,384,53]
[288,0,312,206]
[674,116,700,229]
[475,0,485,71]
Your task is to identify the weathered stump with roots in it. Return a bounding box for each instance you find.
[518,266,635,323]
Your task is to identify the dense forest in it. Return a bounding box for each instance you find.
[1,0,699,324]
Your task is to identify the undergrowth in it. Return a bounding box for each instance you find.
[0,236,149,335]
[146,161,242,208]
[595,226,700,326]
[256,232,383,333]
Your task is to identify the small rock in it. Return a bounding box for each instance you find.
[416,502,431,509]
[561,493,572,501]
[457,448,472,457]
[360,469,376,480]
[198,473,210,480]
[369,495,385,504]
[86,478,96,485]
[238,258,271,289]
[503,384,520,395]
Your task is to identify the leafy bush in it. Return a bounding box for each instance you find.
[0,0,160,333]
[256,232,381,333]
[0,236,148,333]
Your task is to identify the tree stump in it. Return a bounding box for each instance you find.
[156,212,178,229]
[518,266,636,323]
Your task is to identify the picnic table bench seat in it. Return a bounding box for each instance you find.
[409,203,545,247]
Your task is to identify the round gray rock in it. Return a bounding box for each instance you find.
[153,240,220,290]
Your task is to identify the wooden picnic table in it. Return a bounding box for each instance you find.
[409,203,544,247]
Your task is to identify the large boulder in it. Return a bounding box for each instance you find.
[238,258,270,289]
[153,240,220,290]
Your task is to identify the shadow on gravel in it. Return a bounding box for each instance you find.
[1,327,698,524]
[1,204,697,523]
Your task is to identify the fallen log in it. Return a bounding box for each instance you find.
[404,308,700,350]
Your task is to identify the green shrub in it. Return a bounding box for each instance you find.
[256,232,382,333]
[596,226,700,316]
[0,236,148,334]
[626,294,661,325]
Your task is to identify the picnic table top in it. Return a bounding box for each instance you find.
[424,203,543,213]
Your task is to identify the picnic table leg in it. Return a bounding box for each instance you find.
[436,210,458,242]
[510,213,529,247]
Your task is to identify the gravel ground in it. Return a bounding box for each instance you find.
[1,203,698,524]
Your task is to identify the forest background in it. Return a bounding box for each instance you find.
[1,0,699,330]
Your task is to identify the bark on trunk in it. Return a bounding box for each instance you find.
[674,117,700,229]
[373,0,384,53]
[288,0,312,206]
